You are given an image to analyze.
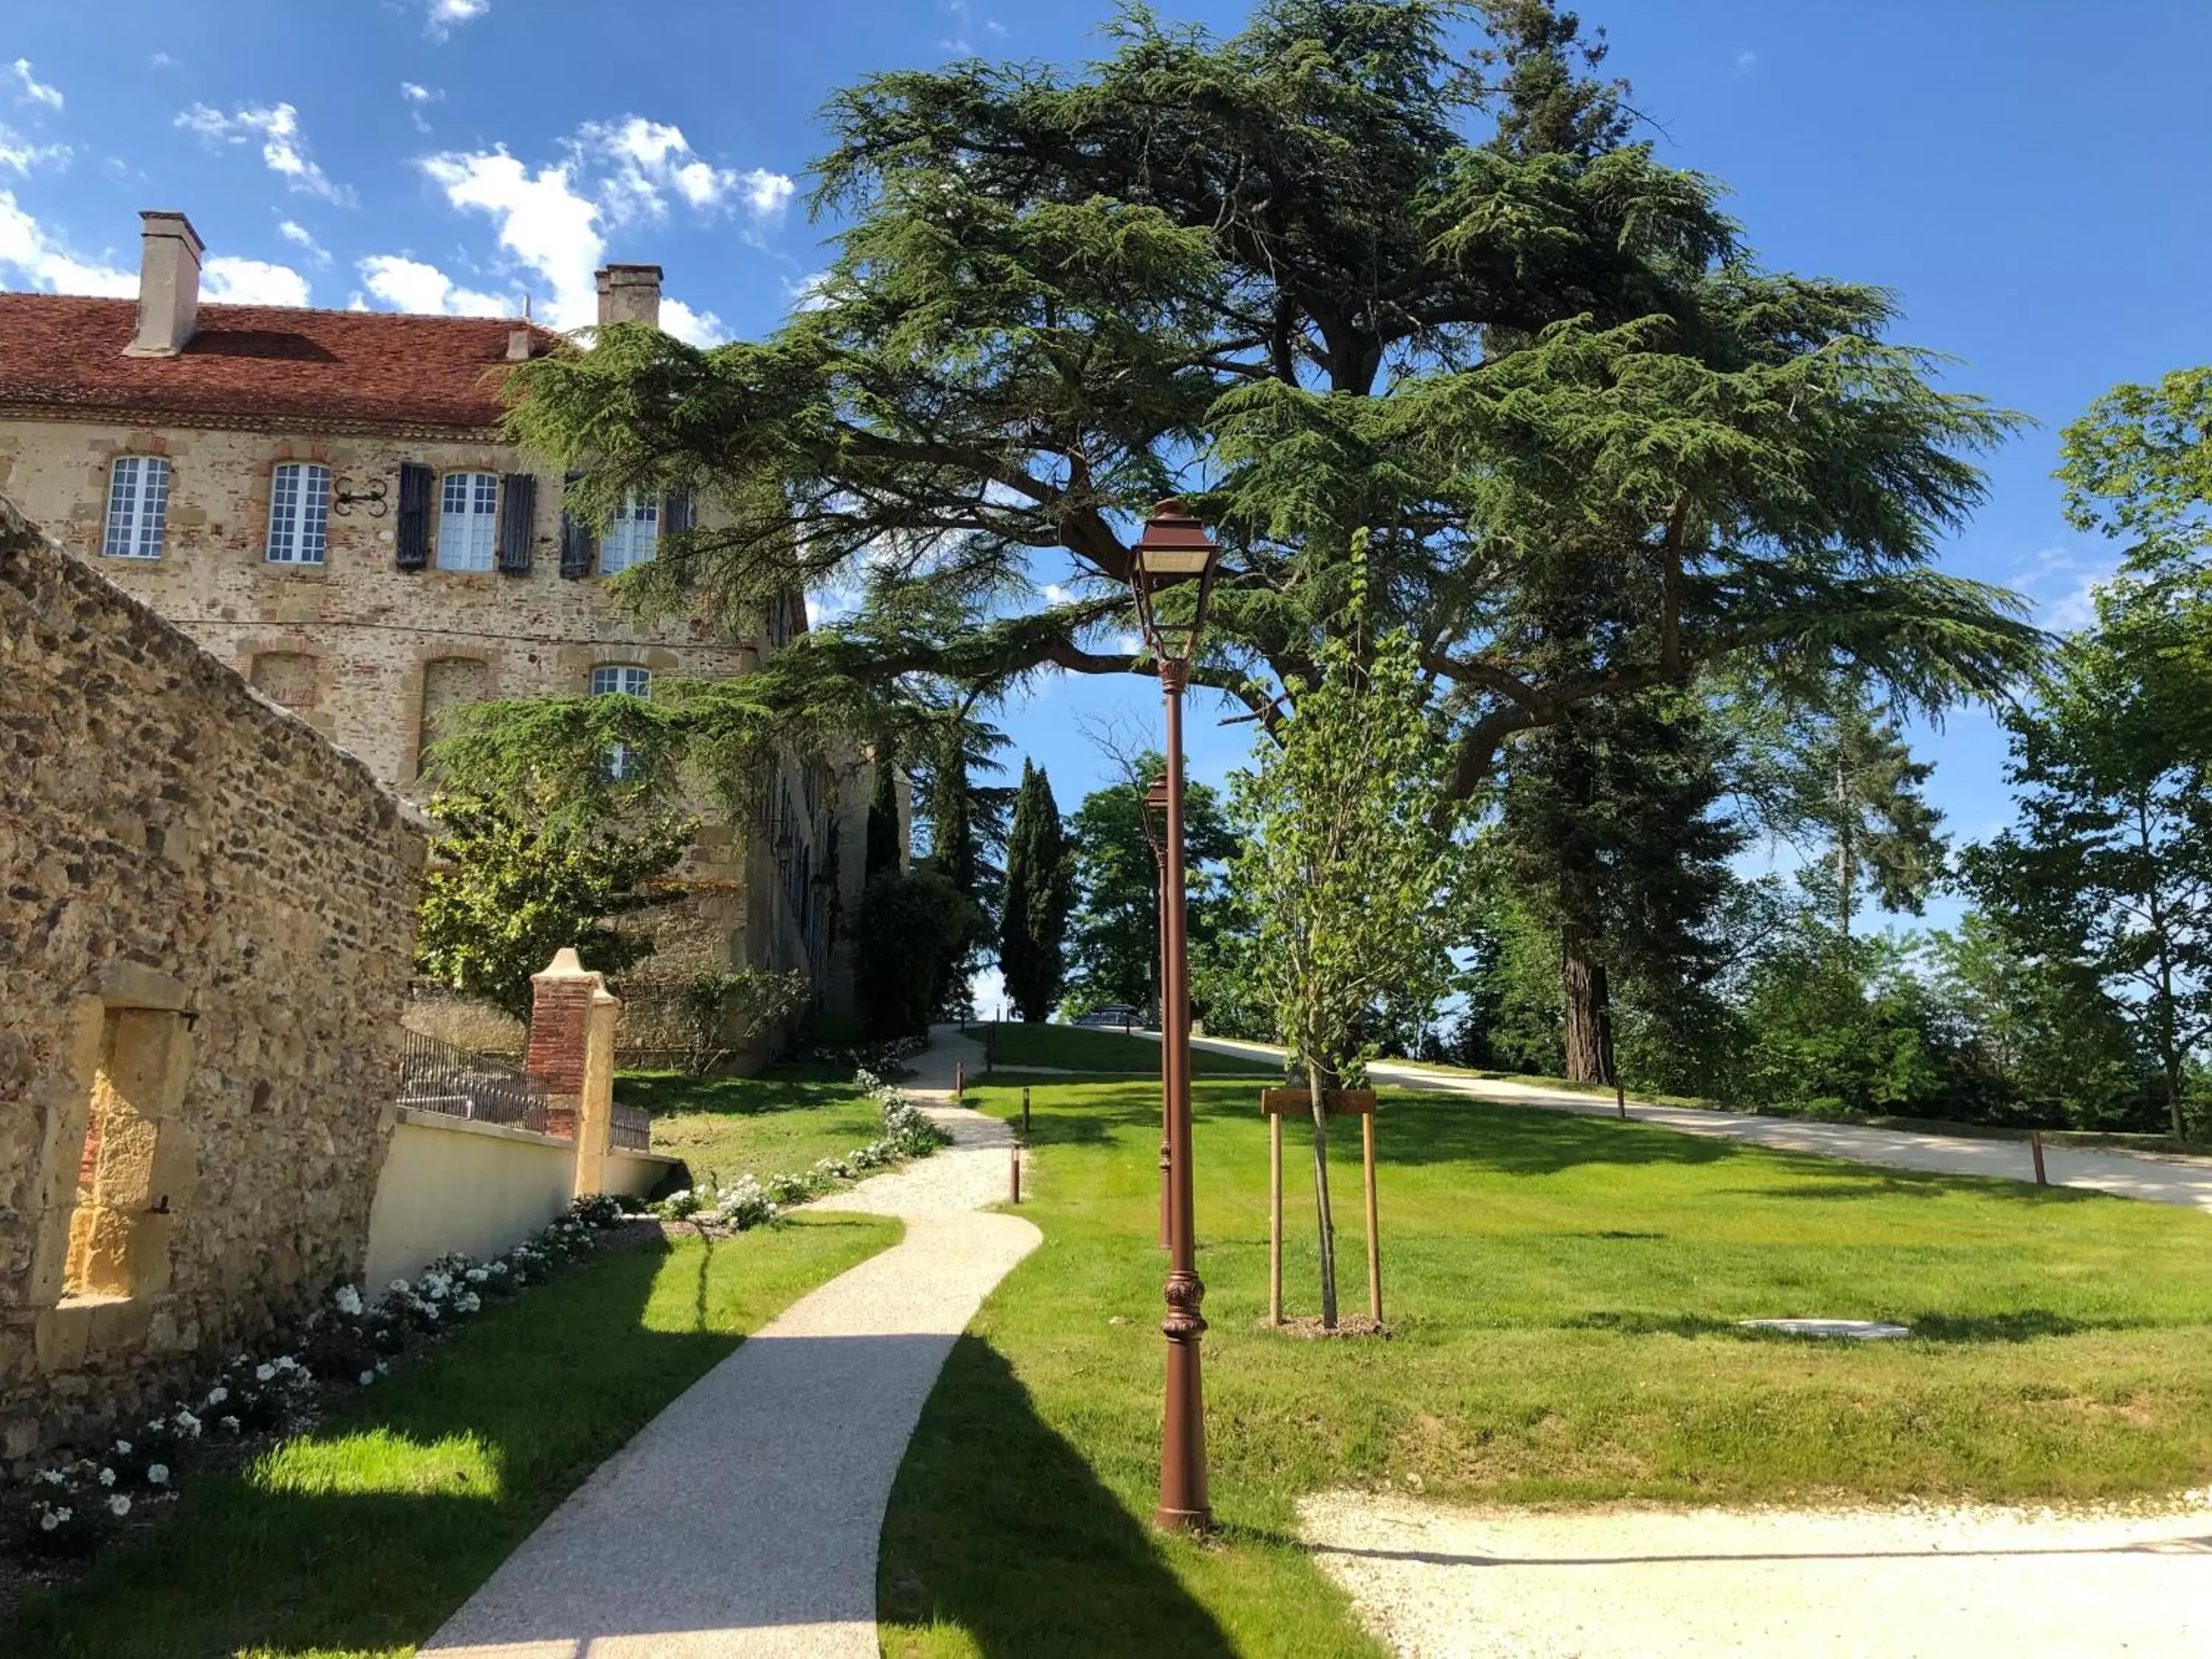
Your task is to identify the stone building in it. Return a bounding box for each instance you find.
[0,211,866,1046]
[0,493,425,1463]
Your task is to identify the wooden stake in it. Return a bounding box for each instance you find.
[2031,1130,2048,1186]
[1269,1109,1284,1326]
[1021,1086,1031,1136]
[1362,1108,1382,1326]
[1009,1142,1022,1203]
[954,1061,964,1102]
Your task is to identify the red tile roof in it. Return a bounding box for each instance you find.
[0,295,563,431]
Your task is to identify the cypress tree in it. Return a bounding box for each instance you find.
[864,743,902,880]
[1000,760,1073,1022]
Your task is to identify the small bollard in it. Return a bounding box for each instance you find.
[954,1060,964,1102]
[1022,1086,1032,1136]
[2031,1130,2048,1186]
[1009,1142,1022,1204]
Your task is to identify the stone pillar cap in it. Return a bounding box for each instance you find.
[534,947,592,981]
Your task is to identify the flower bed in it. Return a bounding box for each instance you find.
[10,1193,634,1562]
[652,1068,950,1231]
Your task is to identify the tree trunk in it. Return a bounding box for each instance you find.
[2164,1056,2186,1141]
[1562,922,1613,1085]
[1307,1057,1340,1329]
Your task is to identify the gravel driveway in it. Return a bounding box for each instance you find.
[1301,1490,2212,1658]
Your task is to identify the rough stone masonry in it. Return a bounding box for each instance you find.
[0,493,425,1467]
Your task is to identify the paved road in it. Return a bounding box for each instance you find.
[1131,1029,2212,1217]
[425,1027,1037,1658]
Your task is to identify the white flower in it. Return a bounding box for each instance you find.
[273,1355,298,1372]
[204,1386,228,1407]
[37,1468,66,1487]
[456,1292,481,1314]
[114,1439,133,1456]
[465,1267,487,1284]
[389,1279,410,1294]
[108,1494,131,1517]
[375,1359,390,1375]
[38,1510,60,1532]
[220,1414,240,1431]
[147,1464,169,1486]
[254,1363,276,1383]
[333,1284,364,1317]
[97,1467,116,1488]
[173,1411,202,1437]
[358,1369,377,1387]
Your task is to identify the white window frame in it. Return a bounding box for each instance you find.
[437,471,501,572]
[102,456,171,560]
[265,462,332,566]
[591,664,652,779]
[600,492,659,575]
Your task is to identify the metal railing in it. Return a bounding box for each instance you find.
[609,1102,652,1154]
[396,1028,550,1135]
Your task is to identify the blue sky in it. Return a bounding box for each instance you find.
[5,0,2210,947]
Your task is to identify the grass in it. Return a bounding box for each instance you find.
[970,1023,1278,1077]
[9,1214,897,1659]
[617,1062,891,1186]
[877,1074,2212,1657]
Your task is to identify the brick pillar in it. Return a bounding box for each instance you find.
[526,948,601,1140]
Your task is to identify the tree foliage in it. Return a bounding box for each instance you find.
[414,793,693,1022]
[854,866,976,1040]
[479,0,2040,821]
[1065,757,1238,1019]
[999,760,1074,1021]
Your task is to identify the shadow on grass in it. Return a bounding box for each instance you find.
[1364,1096,1743,1176]
[4,1218,890,1659]
[1728,1174,2107,1205]
[880,1335,1237,1658]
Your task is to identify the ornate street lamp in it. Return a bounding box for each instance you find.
[1145,777,1172,1253]
[1127,496,1222,1532]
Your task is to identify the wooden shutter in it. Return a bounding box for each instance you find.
[661,486,696,536]
[497,473,536,574]
[395,462,433,571]
[558,473,596,579]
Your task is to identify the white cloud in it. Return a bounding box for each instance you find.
[202,256,311,307]
[355,252,513,316]
[414,120,773,333]
[1040,582,1075,605]
[175,102,355,206]
[277,220,332,266]
[418,0,490,41]
[0,126,69,175]
[8,60,63,112]
[577,116,793,228]
[2010,546,2119,632]
[148,52,181,71]
[0,189,133,294]
[400,82,442,134]
[1734,49,1759,76]
[784,269,835,313]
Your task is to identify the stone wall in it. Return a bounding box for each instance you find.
[0,494,426,1465]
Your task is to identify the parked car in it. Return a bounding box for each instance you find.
[1073,1005,1145,1030]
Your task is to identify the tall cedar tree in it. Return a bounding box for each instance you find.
[864,743,903,880]
[482,0,2039,840]
[1493,692,1744,1080]
[999,760,1074,1020]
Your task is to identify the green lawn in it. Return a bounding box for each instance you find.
[618,1062,892,1186]
[9,1215,897,1659]
[972,1023,1279,1076]
[877,1075,2212,1658]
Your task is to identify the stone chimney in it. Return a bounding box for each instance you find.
[124,211,205,358]
[596,264,662,330]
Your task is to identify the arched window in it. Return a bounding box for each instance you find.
[265,462,332,565]
[591,664,651,779]
[102,456,171,560]
[437,472,500,571]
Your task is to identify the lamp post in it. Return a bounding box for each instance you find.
[1127,496,1222,1533]
[1145,777,1172,1253]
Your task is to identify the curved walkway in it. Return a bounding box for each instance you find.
[425,1026,1037,1658]
[1150,1030,2212,1216]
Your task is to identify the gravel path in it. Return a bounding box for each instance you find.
[1158,1032,2212,1214]
[422,1028,1037,1658]
[1301,1491,2212,1658]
